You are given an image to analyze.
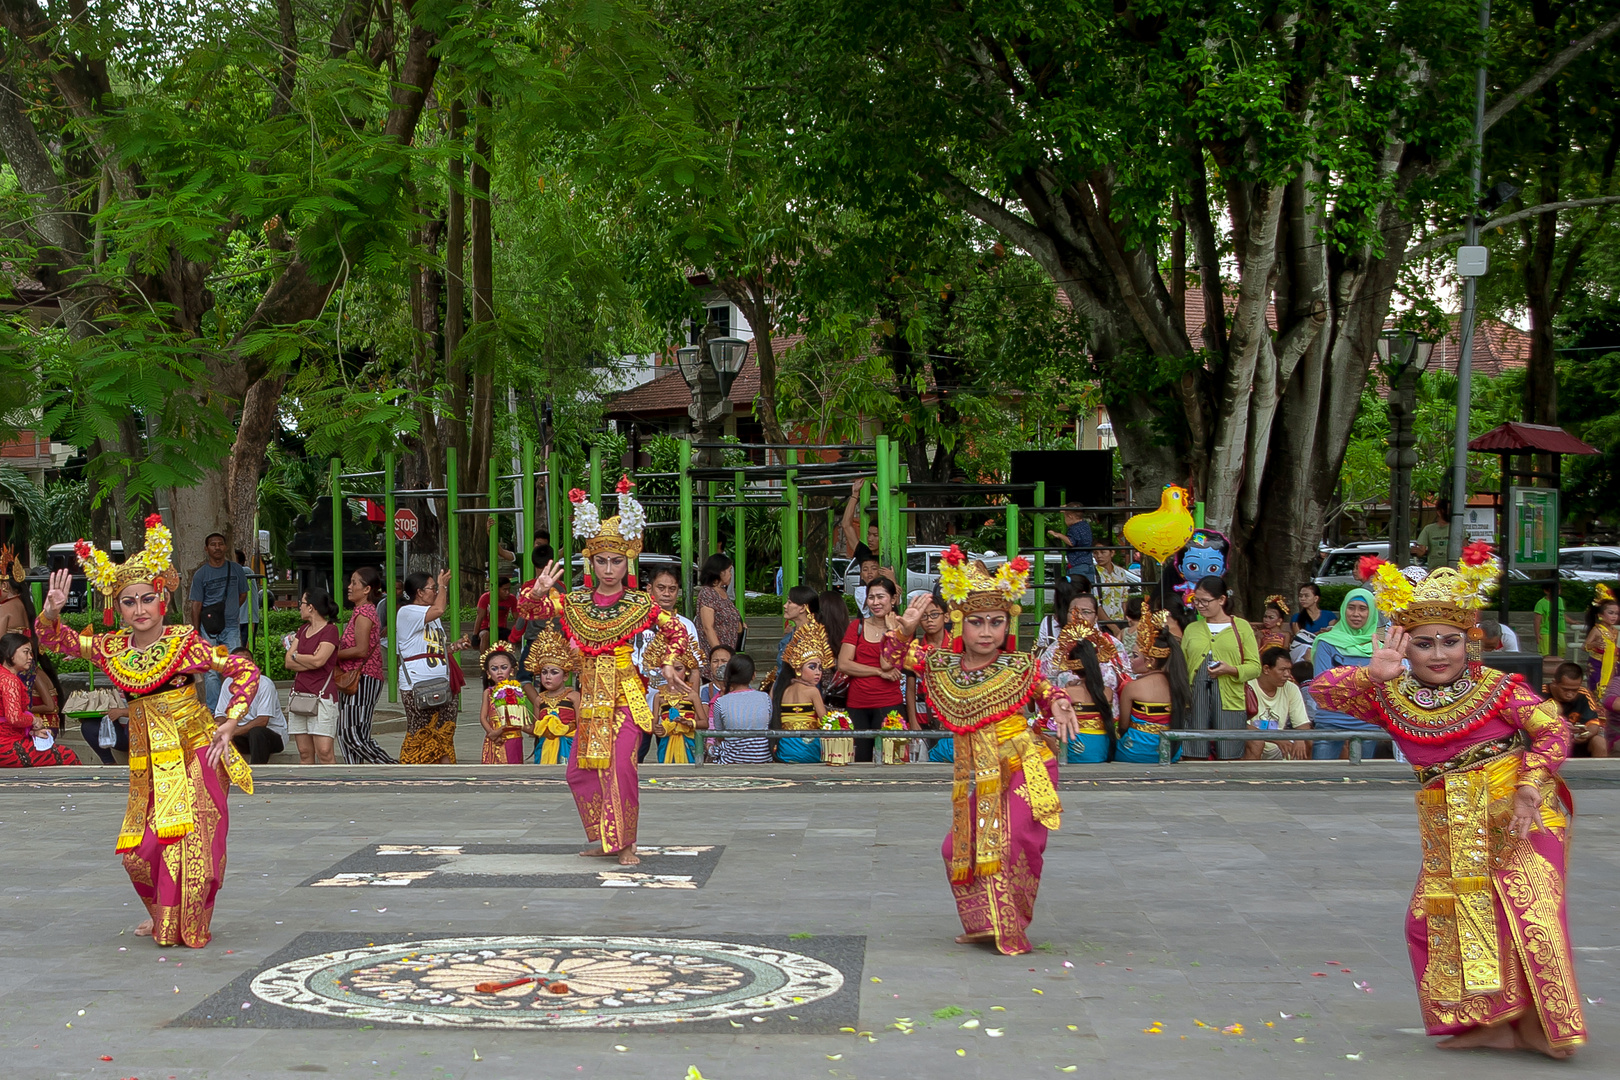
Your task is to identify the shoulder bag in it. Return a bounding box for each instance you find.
[288,667,334,716]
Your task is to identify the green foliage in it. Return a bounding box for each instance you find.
[26,481,92,552]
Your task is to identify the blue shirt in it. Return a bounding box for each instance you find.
[1064,521,1094,578]
[1311,641,1375,728]
[189,561,247,626]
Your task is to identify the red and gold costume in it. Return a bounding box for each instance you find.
[881,548,1063,955]
[35,516,257,948]
[519,479,690,850]
[0,665,79,767]
[1312,551,1584,1051]
[527,630,577,765]
[481,678,530,765]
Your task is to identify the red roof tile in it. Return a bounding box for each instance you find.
[603,334,806,419]
[1468,422,1597,456]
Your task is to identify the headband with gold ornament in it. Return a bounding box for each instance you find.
[0,543,25,586]
[782,624,835,673]
[1265,594,1290,617]
[1365,542,1498,629]
[1137,598,1172,659]
[76,513,178,625]
[1595,583,1616,607]
[936,544,1030,649]
[524,629,576,676]
[570,475,647,587]
[480,640,517,672]
[640,627,704,675]
[1054,608,1119,670]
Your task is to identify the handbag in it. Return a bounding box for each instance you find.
[400,652,452,709]
[289,669,334,716]
[334,665,362,696]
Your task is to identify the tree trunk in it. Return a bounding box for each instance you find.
[465,89,496,581]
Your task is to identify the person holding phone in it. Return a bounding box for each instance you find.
[1179,575,1260,759]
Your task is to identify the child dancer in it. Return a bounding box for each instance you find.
[527,630,579,765]
[480,643,531,764]
[645,635,706,764]
[779,625,832,762]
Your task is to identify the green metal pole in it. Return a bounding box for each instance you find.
[679,440,694,620]
[1006,500,1020,644]
[330,458,343,608]
[522,440,536,584]
[446,445,460,662]
[488,458,499,637]
[857,478,869,547]
[875,435,891,571]
[589,444,602,503]
[545,450,560,564]
[784,449,799,590]
[1032,481,1046,629]
[708,480,720,555]
[892,442,905,594]
[733,470,746,603]
[383,451,397,703]
[1194,500,1205,530]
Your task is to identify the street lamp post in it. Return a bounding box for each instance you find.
[1378,331,1436,567]
[676,334,750,564]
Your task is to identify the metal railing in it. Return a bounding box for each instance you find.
[695,728,949,766]
[1158,728,1395,765]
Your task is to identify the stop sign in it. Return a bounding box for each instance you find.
[394,508,419,542]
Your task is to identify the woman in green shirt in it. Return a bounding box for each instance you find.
[1180,575,1261,759]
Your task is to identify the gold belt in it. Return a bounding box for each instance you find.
[1413,731,1525,785]
[1129,719,1169,735]
[122,685,252,850]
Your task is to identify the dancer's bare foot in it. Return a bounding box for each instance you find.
[617,845,639,866]
[1436,1023,1516,1051]
[134,918,154,938]
[954,931,995,945]
[578,846,616,858]
[1512,1015,1575,1059]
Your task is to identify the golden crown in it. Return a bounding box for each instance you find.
[570,475,646,560]
[1054,609,1118,670]
[937,545,1030,626]
[782,624,835,672]
[524,629,576,675]
[641,628,704,674]
[1138,598,1171,659]
[480,640,517,671]
[1367,543,1498,629]
[76,514,178,621]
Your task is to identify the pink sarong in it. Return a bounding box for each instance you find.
[941,755,1056,955]
[124,754,231,948]
[567,707,641,852]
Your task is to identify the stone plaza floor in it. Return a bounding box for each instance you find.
[3,760,1618,1079]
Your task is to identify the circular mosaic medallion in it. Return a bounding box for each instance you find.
[250,935,842,1029]
[643,775,797,791]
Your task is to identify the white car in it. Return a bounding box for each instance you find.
[1557,547,1620,582]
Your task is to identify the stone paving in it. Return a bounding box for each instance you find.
[2,762,1617,1078]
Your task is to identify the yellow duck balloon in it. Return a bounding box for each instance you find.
[1123,485,1196,564]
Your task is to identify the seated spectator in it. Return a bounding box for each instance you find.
[475,575,518,654]
[216,645,288,765]
[1545,661,1608,758]
[709,653,771,764]
[1244,646,1310,760]
[0,632,80,766]
[1480,617,1521,653]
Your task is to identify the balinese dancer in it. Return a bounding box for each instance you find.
[884,547,1079,956]
[518,477,688,865]
[1113,601,1190,764]
[1052,615,1117,763]
[35,515,257,948]
[778,623,834,763]
[527,629,578,765]
[1314,547,1584,1058]
[643,632,706,764]
[478,643,530,764]
[1582,584,1618,700]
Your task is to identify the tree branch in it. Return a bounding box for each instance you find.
[1484,13,1620,133]
[1406,196,1620,259]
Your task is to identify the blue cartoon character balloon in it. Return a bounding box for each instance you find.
[1171,530,1228,601]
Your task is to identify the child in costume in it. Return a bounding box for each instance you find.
[883,547,1080,955]
[526,629,579,764]
[779,624,833,763]
[644,633,706,764]
[479,643,530,764]
[1052,613,1117,763]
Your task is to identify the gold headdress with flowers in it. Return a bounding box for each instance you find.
[1054,607,1119,670]
[1138,597,1172,659]
[524,628,576,676]
[570,475,646,563]
[1365,542,1498,629]
[936,544,1031,647]
[1265,594,1290,617]
[0,543,25,586]
[76,514,178,624]
[641,625,704,676]
[782,623,835,673]
[1595,583,1616,606]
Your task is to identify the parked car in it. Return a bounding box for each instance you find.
[1557,546,1620,582]
[1317,545,1575,588]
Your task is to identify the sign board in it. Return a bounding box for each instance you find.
[1508,488,1557,569]
[1460,507,1495,543]
[394,507,420,543]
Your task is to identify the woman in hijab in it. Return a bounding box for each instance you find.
[1309,588,1380,760]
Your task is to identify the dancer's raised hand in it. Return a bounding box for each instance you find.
[1367,625,1407,683]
